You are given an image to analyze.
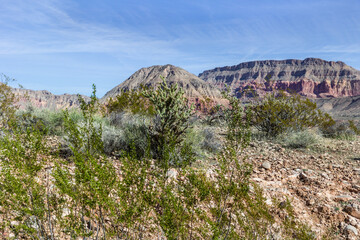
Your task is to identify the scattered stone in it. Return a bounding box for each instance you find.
[262,161,271,170]
[344,205,360,219]
[347,215,358,226]
[333,195,354,202]
[344,224,358,236]
[166,168,178,180]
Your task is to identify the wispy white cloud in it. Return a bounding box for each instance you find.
[0,0,181,59]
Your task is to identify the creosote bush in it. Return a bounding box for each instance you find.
[106,86,155,116]
[250,91,335,137]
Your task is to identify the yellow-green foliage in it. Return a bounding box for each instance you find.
[251,92,335,137]
[106,86,155,116]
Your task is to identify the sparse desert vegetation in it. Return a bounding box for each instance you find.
[1,76,360,239]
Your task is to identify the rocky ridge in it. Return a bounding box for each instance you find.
[199,58,360,98]
[13,88,90,110]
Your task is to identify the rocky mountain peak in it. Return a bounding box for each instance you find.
[101,64,222,102]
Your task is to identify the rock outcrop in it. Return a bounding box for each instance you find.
[13,88,89,110]
[199,58,360,98]
[101,64,222,103]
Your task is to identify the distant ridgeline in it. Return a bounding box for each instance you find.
[11,58,360,116]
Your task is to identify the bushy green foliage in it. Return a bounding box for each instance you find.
[53,85,118,238]
[349,120,360,135]
[0,115,56,238]
[250,92,335,137]
[106,87,155,116]
[142,76,194,168]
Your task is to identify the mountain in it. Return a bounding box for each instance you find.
[199,58,360,98]
[13,88,90,109]
[101,64,222,102]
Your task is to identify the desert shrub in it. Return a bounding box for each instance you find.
[142,76,194,169]
[15,106,105,136]
[222,89,252,151]
[106,86,155,116]
[0,74,18,128]
[101,125,124,155]
[349,120,360,135]
[53,85,118,238]
[278,129,322,149]
[200,126,222,153]
[321,120,358,140]
[103,112,151,157]
[250,92,335,137]
[0,115,57,238]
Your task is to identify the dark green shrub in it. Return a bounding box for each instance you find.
[348,120,360,135]
[222,89,252,151]
[251,92,335,137]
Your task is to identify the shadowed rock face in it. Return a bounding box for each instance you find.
[13,88,90,110]
[101,64,222,103]
[199,58,360,98]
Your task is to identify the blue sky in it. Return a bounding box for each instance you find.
[1,0,360,97]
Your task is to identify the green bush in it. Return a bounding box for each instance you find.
[142,76,194,169]
[53,85,118,238]
[0,112,55,238]
[250,92,335,137]
[106,86,155,116]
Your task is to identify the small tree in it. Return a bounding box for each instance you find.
[142,77,194,169]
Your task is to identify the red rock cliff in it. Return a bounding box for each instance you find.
[199,58,360,98]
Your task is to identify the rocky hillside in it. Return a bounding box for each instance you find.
[315,95,360,120]
[199,58,360,98]
[101,64,222,103]
[13,88,89,110]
